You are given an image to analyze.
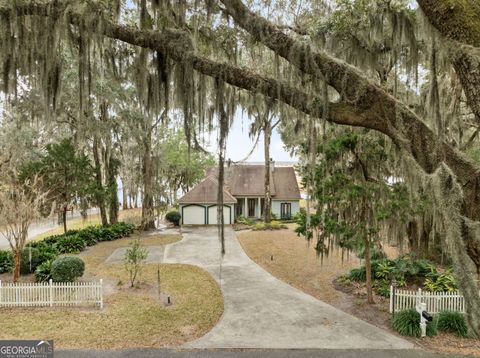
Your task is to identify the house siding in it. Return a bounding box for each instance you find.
[271,200,300,219]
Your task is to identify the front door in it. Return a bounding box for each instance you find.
[248,198,256,217]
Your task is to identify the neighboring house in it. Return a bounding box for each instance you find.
[178,163,301,225]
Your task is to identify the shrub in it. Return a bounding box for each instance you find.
[424,268,458,292]
[166,210,181,226]
[35,260,54,282]
[252,221,287,231]
[235,215,254,226]
[33,241,59,262]
[55,234,86,254]
[110,222,135,237]
[392,309,437,337]
[124,239,147,287]
[77,227,99,246]
[51,256,85,282]
[0,250,13,273]
[348,267,366,282]
[437,311,469,337]
[373,279,391,297]
[20,247,42,274]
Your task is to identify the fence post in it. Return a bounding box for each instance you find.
[99,279,103,310]
[417,287,422,306]
[49,279,53,307]
[389,285,393,313]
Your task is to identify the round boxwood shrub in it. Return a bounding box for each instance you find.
[20,247,42,274]
[51,256,85,282]
[437,311,469,337]
[165,210,181,226]
[392,309,437,337]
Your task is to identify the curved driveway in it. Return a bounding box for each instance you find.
[163,227,413,349]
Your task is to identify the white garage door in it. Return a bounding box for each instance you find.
[182,205,206,225]
[208,205,232,225]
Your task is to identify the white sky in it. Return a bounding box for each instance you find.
[206,110,298,163]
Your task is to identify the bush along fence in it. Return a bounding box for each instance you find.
[0,222,135,282]
[0,279,103,309]
[389,286,475,314]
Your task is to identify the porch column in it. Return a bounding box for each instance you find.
[244,197,247,217]
[258,197,261,219]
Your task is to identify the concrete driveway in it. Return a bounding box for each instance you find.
[163,226,413,350]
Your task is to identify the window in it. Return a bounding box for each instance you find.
[260,198,265,216]
[280,203,291,220]
[248,198,256,217]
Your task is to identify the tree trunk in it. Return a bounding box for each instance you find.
[141,131,155,230]
[406,221,419,255]
[364,236,374,304]
[93,136,108,226]
[122,184,128,210]
[263,120,272,223]
[12,250,21,282]
[62,204,68,233]
[106,156,119,225]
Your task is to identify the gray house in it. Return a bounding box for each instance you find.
[178,164,301,225]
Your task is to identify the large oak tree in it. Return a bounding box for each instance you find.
[1,0,479,335]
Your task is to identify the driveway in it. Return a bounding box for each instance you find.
[163,226,413,349]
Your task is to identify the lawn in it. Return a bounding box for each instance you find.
[0,231,224,349]
[237,224,360,305]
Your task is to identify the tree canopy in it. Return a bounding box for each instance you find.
[1,0,480,336]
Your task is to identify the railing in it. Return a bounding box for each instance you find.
[389,286,469,314]
[0,279,103,309]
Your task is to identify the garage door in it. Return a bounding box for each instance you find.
[207,205,232,225]
[182,205,206,225]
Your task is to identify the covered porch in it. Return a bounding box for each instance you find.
[235,197,265,219]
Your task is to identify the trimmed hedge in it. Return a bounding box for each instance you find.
[51,256,85,282]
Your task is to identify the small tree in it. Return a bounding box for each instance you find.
[21,139,95,233]
[0,177,46,282]
[124,239,147,287]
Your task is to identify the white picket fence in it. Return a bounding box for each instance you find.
[389,286,469,314]
[0,279,103,309]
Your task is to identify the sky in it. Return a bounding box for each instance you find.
[206,110,298,163]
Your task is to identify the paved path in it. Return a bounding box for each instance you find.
[57,348,469,358]
[163,227,413,350]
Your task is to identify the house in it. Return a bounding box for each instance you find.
[178,163,301,225]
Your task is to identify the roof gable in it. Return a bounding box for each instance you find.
[178,176,237,204]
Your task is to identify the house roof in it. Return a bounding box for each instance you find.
[271,167,302,200]
[179,164,301,204]
[178,176,237,204]
[227,165,277,196]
